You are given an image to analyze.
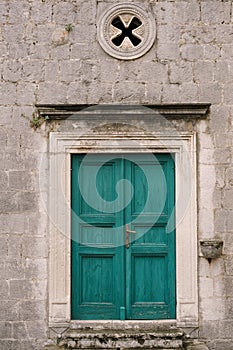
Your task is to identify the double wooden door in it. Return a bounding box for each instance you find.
[71,154,175,320]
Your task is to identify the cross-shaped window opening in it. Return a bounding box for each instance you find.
[111,16,142,47]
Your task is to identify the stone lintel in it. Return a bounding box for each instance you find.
[36,104,211,120]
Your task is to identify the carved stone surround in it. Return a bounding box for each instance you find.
[43,103,210,331]
[97,3,156,60]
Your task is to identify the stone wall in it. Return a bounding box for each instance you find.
[1,0,233,349]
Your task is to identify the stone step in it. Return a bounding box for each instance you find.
[57,322,184,349]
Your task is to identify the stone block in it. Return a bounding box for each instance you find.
[53,2,77,24]
[199,320,220,340]
[2,60,22,83]
[219,320,233,338]
[226,167,233,187]
[8,213,28,234]
[213,189,222,209]
[31,280,47,300]
[201,2,231,24]
[198,83,222,104]
[0,107,12,125]
[200,297,225,321]
[78,0,97,25]
[8,1,30,24]
[28,43,50,60]
[204,44,221,60]
[214,133,232,148]
[10,280,33,300]
[19,300,46,321]
[7,235,23,259]
[169,61,193,84]
[0,236,8,260]
[8,43,28,59]
[209,106,229,132]
[221,44,233,59]
[37,82,68,104]
[225,276,233,296]
[216,24,233,44]
[214,340,233,350]
[27,320,47,339]
[0,340,36,350]
[162,84,181,103]
[44,61,59,82]
[71,42,103,60]
[5,260,25,280]
[114,81,146,103]
[154,2,175,25]
[199,208,214,236]
[67,82,88,104]
[69,24,96,46]
[138,61,168,83]
[157,24,180,44]
[224,256,233,275]
[22,237,48,259]
[52,27,69,47]
[0,2,8,22]
[86,82,113,104]
[50,44,70,60]
[214,209,227,233]
[99,59,119,82]
[9,171,35,191]
[222,189,233,209]
[181,44,204,61]
[226,211,233,232]
[0,171,8,191]
[31,2,52,24]
[17,192,38,212]
[0,280,8,299]
[0,321,12,339]
[223,83,233,105]
[194,61,214,83]
[17,82,36,106]
[60,60,81,82]
[2,24,24,43]
[179,83,198,102]
[0,301,19,321]
[80,60,99,83]
[145,83,162,103]
[22,60,45,83]
[157,43,180,60]
[25,258,47,279]
[0,83,17,105]
[214,60,233,83]
[175,1,200,23]
[199,277,213,298]
[12,321,28,339]
[225,297,233,318]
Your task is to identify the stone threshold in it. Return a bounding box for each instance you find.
[55,321,184,349]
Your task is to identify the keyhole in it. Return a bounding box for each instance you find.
[111,16,142,47]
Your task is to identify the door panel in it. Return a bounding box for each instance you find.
[71,155,124,320]
[125,155,175,320]
[71,154,175,320]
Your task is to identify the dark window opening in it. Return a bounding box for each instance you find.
[111,16,142,47]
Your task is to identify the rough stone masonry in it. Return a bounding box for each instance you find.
[1,0,233,349]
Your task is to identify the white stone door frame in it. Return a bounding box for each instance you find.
[48,130,198,328]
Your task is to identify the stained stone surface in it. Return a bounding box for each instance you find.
[0,1,233,349]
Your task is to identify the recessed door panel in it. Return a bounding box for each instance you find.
[71,154,175,320]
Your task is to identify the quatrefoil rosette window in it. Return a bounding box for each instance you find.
[97,4,156,60]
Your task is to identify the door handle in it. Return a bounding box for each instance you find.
[125,224,136,248]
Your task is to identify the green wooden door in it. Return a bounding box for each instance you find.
[71,154,175,320]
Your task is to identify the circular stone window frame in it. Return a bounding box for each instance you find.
[97,3,156,60]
